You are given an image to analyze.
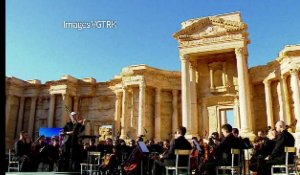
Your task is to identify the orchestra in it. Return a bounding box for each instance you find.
[9,117,299,175]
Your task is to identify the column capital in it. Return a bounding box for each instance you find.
[290,68,299,76]
[263,79,271,85]
[115,92,122,98]
[122,86,129,91]
[172,89,178,95]
[155,87,161,92]
[190,60,198,69]
[235,47,246,57]
[139,81,146,88]
[281,74,288,80]
[180,54,190,62]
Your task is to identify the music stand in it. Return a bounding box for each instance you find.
[137,141,150,175]
[193,139,202,152]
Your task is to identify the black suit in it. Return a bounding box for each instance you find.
[152,136,192,175]
[61,121,85,172]
[259,129,295,175]
[205,133,242,175]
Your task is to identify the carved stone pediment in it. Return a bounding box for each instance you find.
[173,16,247,41]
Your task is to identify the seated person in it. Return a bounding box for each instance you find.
[152,126,192,175]
[258,120,295,175]
[205,124,242,175]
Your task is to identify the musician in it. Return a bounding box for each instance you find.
[48,137,60,171]
[208,132,220,152]
[15,131,32,172]
[60,111,86,172]
[87,138,97,152]
[205,124,242,175]
[152,126,192,175]
[258,120,295,175]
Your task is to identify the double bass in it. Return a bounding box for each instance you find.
[123,145,144,173]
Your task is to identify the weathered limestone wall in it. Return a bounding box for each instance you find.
[160,90,173,140]
[252,83,267,132]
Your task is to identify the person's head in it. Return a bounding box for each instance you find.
[53,138,59,146]
[106,138,113,145]
[211,132,219,140]
[232,128,239,138]
[90,138,96,145]
[163,139,170,149]
[257,130,264,137]
[175,126,187,138]
[69,112,78,123]
[275,120,286,133]
[221,124,233,137]
[19,131,29,140]
[130,139,136,147]
[120,139,126,146]
[39,135,46,144]
[136,135,144,142]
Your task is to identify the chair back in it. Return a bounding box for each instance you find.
[88,151,101,165]
[231,149,240,168]
[175,149,191,174]
[285,147,296,166]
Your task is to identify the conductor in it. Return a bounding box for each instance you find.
[60,111,86,172]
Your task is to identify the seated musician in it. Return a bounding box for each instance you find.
[15,131,32,172]
[99,138,117,173]
[48,137,60,171]
[152,126,192,175]
[258,120,295,175]
[249,136,275,173]
[87,138,97,152]
[32,135,51,171]
[205,124,242,175]
[208,132,220,153]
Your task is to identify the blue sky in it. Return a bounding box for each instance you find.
[6,1,300,83]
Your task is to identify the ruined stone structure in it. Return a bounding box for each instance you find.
[6,12,300,151]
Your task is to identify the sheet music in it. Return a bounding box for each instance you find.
[193,139,202,152]
[138,141,149,153]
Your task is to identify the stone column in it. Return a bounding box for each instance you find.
[235,47,252,134]
[48,94,55,127]
[221,110,227,125]
[155,88,161,140]
[5,94,13,133]
[202,104,209,136]
[16,97,25,135]
[222,62,226,86]
[114,92,122,136]
[234,98,241,129]
[210,69,214,89]
[62,93,71,126]
[28,96,37,138]
[277,81,285,122]
[281,75,292,126]
[181,54,191,129]
[190,61,198,136]
[172,90,178,134]
[290,69,300,131]
[121,87,128,139]
[138,81,146,136]
[73,96,79,113]
[263,79,274,128]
